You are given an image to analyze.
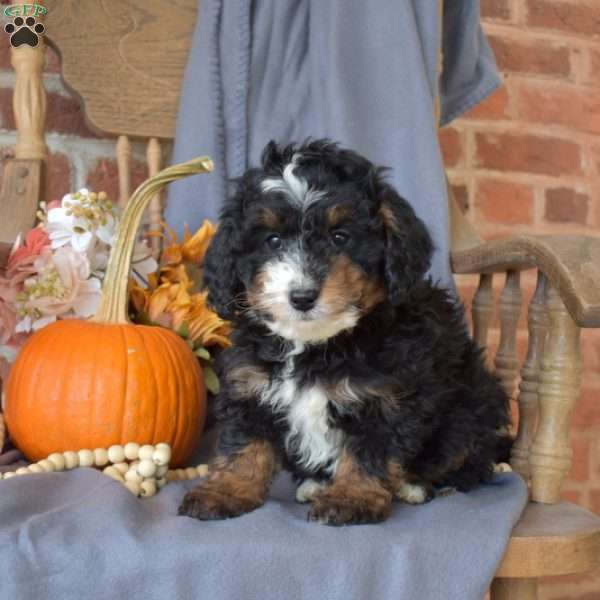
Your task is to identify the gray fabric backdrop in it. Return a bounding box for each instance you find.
[166,0,501,289]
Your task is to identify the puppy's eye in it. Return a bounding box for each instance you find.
[265,234,283,250]
[331,230,350,247]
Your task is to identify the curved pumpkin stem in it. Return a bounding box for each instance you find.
[92,156,214,324]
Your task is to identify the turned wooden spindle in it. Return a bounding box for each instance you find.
[529,284,581,503]
[11,1,47,160]
[146,138,163,257]
[494,270,522,400]
[472,273,494,351]
[511,272,549,481]
[116,135,132,207]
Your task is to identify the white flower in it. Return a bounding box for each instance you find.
[15,313,57,333]
[47,207,94,251]
[46,189,118,255]
[14,316,31,333]
[71,276,102,317]
[96,215,116,246]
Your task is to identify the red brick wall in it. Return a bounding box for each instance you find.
[441,2,600,598]
[0,2,598,597]
[0,25,151,205]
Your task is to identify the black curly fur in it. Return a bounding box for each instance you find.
[188,139,511,522]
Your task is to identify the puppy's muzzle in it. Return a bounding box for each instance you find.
[289,287,319,312]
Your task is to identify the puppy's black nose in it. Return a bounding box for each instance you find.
[289,288,319,312]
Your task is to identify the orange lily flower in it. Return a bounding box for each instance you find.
[129,221,230,350]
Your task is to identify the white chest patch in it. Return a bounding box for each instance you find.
[285,383,344,473]
[259,352,344,474]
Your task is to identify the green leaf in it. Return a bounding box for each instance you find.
[194,346,211,360]
[186,339,195,349]
[177,322,190,338]
[203,365,220,395]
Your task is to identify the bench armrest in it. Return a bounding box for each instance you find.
[451,235,600,328]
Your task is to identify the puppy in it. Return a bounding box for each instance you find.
[178,139,510,526]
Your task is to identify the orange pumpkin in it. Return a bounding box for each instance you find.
[5,157,214,467]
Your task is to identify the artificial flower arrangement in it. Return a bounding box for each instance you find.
[0,187,230,396]
[0,157,221,488]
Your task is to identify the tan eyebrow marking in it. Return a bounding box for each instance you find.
[379,202,400,233]
[326,204,353,227]
[256,207,282,229]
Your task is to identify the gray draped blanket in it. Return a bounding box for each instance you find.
[166,0,501,289]
[0,3,528,599]
[0,466,526,600]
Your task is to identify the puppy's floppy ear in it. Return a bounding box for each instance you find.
[378,184,433,305]
[203,213,243,321]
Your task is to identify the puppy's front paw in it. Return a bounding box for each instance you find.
[307,493,391,526]
[178,486,262,520]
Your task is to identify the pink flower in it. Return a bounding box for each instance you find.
[16,246,101,332]
[8,227,50,273]
[3,228,51,301]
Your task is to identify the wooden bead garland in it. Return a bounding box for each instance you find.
[63,451,79,469]
[124,442,140,461]
[108,445,125,464]
[78,449,94,467]
[48,452,66,470]
[0,442,209,498]
[494,462,513,474]
[0,413,513,498]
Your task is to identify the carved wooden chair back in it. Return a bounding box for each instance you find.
[26,0,198,258]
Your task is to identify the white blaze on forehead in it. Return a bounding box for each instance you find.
[261,153,326,208]
[262,154,307,203]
